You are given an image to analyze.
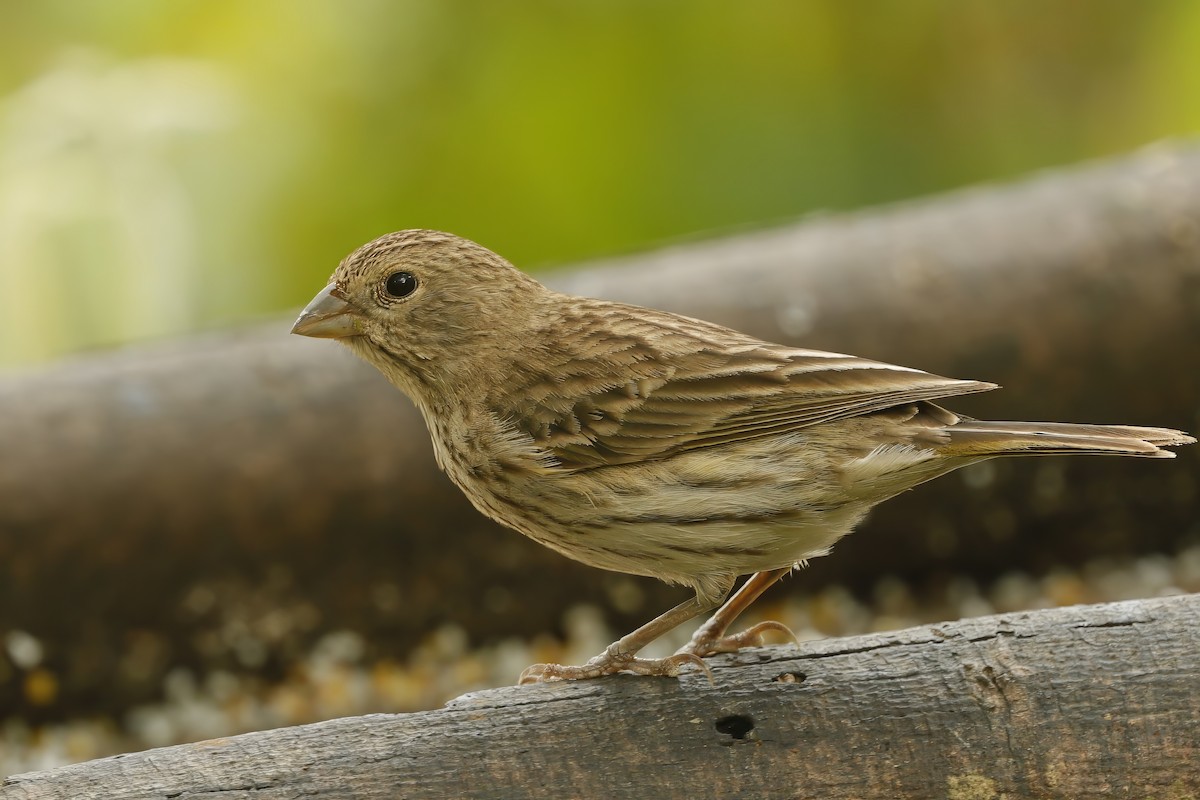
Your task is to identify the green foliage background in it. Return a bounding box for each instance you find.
[1,1,1197,365]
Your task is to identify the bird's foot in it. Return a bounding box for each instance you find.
[678,619,798,658]
[518,644,712,685]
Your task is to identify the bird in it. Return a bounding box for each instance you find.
[292,229,1195,683]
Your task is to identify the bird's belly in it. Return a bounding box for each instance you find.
[471,444,871,600]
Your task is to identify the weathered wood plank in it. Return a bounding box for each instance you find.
[5,594,1197,799]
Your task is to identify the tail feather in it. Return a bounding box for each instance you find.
[941,420,1196,459]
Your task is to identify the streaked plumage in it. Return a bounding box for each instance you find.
[293,229,1195,682]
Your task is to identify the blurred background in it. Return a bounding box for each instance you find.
[2,0,1199,776]
[3,0,1200,365]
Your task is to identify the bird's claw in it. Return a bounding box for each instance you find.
[519,649,713,685]
[678,619,798,658]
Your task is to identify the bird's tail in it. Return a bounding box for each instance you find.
[940,420,1195,459]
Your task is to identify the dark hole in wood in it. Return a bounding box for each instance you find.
[774,671,807,684]
[714,714,755,739]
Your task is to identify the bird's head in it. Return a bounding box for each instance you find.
[292,230,545,396]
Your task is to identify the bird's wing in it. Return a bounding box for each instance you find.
[499,308,995,471]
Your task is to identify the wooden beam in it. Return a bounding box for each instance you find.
[5,594,1197,799]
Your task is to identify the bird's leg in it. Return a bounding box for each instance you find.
[677,567,796,658]
[519,594,719,684]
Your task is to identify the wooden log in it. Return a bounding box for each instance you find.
[1,142,1198,724]
[4,594,1197,799]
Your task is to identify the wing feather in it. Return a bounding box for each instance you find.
[495,303,996,471]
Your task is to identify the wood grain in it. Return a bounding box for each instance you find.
[5,594,1197,799]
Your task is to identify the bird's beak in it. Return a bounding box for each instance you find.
[292,284,361,339]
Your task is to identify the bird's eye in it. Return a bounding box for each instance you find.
[384,271,418,298]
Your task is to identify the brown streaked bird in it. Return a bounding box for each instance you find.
[292,230,1195,683]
